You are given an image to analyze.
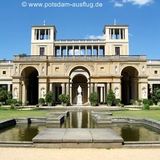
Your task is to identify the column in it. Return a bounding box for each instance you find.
[22,81,26,104]
[70,83,72,104]
[91,46,93,56]
[66,83,69,95]
[109,29,111,39]
[61,83,65,94]
[60,46,62,56]
[104,84,107,102]
[88,83,90,103]
[123,29,125,39]
[44,29,47,40]
[79,46,81,55]
[95,83,98,92]
[100,87,103,103]
[8,84,11,92]
[98,46,100,56]
[66,46,68,56]
[91,83,94,93]
[38,29,40,40]
[107,83,110,93]
[85,46,87,55]
[113,29,115,39]
[49,83,52,91]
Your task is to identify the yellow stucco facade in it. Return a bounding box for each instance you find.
[0,24,159,105]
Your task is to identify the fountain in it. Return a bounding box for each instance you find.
[77,85,82,106]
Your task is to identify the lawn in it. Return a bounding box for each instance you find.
[113,110,160,120]
[0,108,49,120]
[1,107,160,121]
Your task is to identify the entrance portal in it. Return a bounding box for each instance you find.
[72,75,88,104]
[22,67,38,105]
[121,67,138,105]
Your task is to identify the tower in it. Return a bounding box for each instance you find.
[31,25,56,56]
[104,25,129,55]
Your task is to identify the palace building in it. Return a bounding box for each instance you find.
[0,24,160,105]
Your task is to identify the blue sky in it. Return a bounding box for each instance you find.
[0,0,160,60]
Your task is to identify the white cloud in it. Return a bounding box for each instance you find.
[85,35,106,39]
[112,0,154,7]
[114,2,124,7]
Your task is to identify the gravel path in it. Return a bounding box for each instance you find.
[0,148,160,160]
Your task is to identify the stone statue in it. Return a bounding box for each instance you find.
[115,87,119,98]
[77,85,82,94]
[142,87,146,98]
[14,88,18,98]
[77,85,82,105]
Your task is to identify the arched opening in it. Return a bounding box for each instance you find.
[121,66,138,105]
[70,66,90,105]
[21,67,38,105]
[72,74,88,104]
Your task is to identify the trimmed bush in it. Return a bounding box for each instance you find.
[143,99,150,110]
[106,89,116,106]
[45,91,54,105]
[58,94,70,106]
[89,92,98,106]
[0,88,8,104]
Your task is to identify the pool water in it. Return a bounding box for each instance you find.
[0,110,160,141]
[0,124,45,141]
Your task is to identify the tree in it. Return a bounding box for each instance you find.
[45,91,54,105]
[0,88,8,104]
[106,89,116,106]
[89,92,98,106]
[151,88,160,105]
[58,94,70,106]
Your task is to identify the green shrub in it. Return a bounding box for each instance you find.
[45,91,54,105]
[143,99,150,110]
[38,98,45,106]
[0,88,8,104]
[89,92,98,106]
[106,89,116,106]
[58,94,70,106]
[143,104,150,110]
[151,88,160,105]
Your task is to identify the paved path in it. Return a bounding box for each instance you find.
[0,148,160,160]
[33,128,123,148]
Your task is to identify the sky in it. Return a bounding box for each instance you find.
[0,0,160,60]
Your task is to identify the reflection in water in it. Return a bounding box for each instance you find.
[0,110,160,142]
[121,126,140,141]
[65,110,91,128]
[108,124,160,141]
[0,124,45,141]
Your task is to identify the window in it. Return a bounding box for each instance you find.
[2,71,6,75]
[154,70,158,74]
[115,47,120,55]
[55,46,61,56]
[35,29,51,40]
[40,47,45,56]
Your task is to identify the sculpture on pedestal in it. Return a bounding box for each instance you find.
[77,85,82,105]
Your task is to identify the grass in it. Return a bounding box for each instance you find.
[0,108,49,120]
[113,110,160,120]
[1,106,160,121]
